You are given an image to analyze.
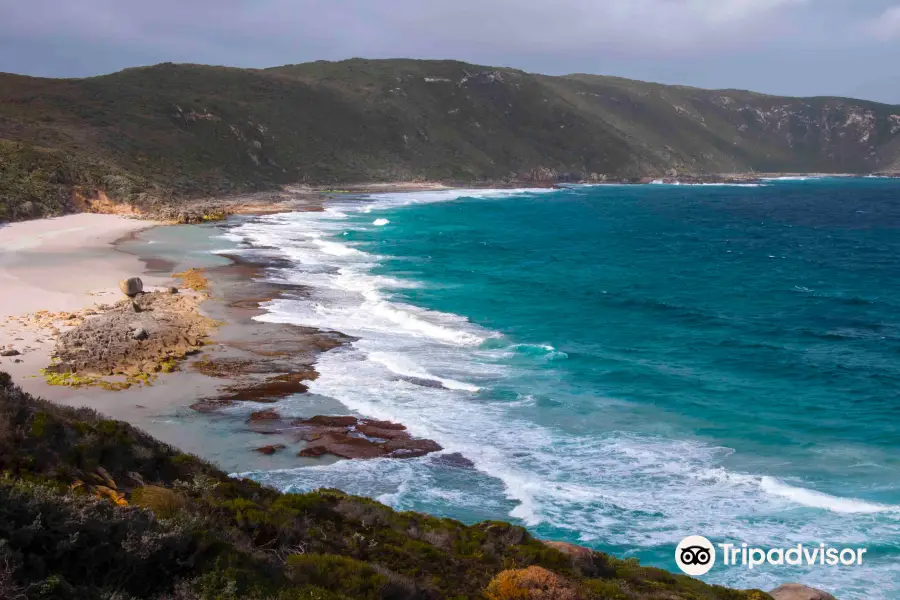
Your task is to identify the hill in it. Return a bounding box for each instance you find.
[0,371,771,599]
[2,58,900,220]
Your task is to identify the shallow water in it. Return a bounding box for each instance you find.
[227,180,900,598]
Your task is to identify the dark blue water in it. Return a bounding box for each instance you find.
[235,180,900,597]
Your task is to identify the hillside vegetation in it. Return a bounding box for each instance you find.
[0,371,772,599]
[2,58,900,220]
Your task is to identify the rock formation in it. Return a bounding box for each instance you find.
[118,277,144,297]
[769,584,838,600]
[293,416,442,459]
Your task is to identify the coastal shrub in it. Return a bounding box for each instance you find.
[484,567,581,600]
[582,579,628,600]
[132,485,188,518]
[286,554,388,599]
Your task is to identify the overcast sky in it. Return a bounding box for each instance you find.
[2,0,900,103]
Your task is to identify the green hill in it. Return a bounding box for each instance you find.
[0,371,771,599]
[2,58,900,220]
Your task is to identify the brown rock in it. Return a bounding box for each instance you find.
[0,349,20,357]
[431,452,476,469]
[769,584,838,600]
[293,415,359,428]
[291,415,442,460]
[255,444,286,455]
[299,432,388,459]
[361,419,406,430]
[385,437,442,458]
[119,277,144,297]
[356,421,411,440]
[168,287,179,294]
[247,409,281,423]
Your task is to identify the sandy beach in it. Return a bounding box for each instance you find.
[0,185,455,469]
[0,214,171,396]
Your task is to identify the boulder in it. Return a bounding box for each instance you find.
[769,584,837,600]
[385,437,442,458]
[431,452,476,469]
[168,287,179,294]
[119,277,144,297]
[131,327,149,341]
[255,444,286,455]
[0,349,20,357]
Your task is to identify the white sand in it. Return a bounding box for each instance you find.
[0,214,166,396]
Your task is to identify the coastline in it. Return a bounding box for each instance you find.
[0,184,451,469]
[0,185,866,598]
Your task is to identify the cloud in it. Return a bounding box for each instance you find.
[1,0,814,64]
[867,4,900,40]
[4,0,900,103]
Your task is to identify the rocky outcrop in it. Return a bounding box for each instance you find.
[118,277,144,297]
[542,540,599,576]
[431,452,476,469]
[247,409,281,423]
[294,416,442,460]
[255,444,286,455]
[48,290,216,381]
[769,584,837,600]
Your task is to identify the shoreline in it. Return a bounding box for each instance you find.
[0,184,450,468]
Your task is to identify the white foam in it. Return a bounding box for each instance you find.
[314,238,361,256]
[369,352,480,392]
[759,477,900,514]
[373,218,390,226]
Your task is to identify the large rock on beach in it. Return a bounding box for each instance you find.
[769,584,838,600]
[118,277,144,297]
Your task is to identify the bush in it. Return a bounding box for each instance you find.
[485,567,582,600]
[132,485,187,519]
[286,554,388,600]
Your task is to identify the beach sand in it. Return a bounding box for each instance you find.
[0,214,170,397]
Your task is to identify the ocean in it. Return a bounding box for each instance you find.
[229,179,900,598]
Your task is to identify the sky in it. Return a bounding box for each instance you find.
[2,0,900,103]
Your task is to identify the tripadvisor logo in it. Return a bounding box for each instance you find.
[675,535,868,576]
[676,536,716,576]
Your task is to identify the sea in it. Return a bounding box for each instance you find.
[225,178,900,598]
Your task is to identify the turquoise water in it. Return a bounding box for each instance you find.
[232,180,900,597]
